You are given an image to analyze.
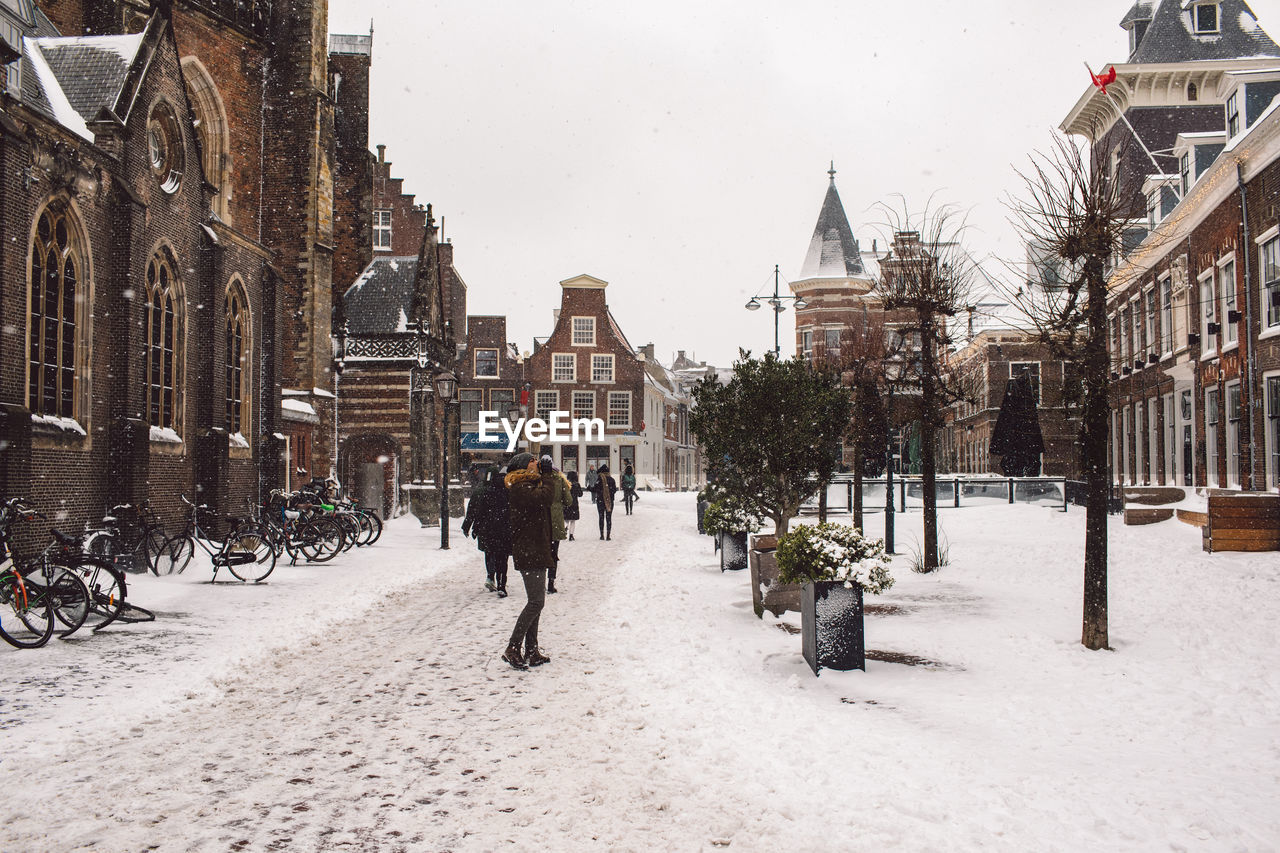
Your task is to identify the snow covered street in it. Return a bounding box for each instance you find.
[2,492,1279,851]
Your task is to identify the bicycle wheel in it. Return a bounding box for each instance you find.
[299,517,343,562]
[353,512,375,546]
[143,527,168,573]
[46,570,90,638]
[336,514,360,551]
[83,529,117,560]
[223,523,276,583]
[155,534,194,575]
[75,558,126,631]
[114,601,155,623]
[0,572,54,649]
[360,510,383,545]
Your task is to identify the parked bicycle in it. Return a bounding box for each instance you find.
[258,490,345,564]
[0,498,92,647]
[154,495,276,582]
[82,501,167,574]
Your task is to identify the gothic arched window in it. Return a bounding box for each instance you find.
[182,57,231,221]
[145,252,182,431]
[225,281,250,436]
[28,207,83,419]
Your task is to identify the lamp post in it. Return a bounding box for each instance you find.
[434,370,457,549]
[745,264,807,357]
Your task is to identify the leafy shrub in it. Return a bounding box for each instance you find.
[775,522,895,594]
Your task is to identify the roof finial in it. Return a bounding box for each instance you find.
[828,161,836,184]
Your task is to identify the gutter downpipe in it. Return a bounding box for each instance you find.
[1236,163,1257,488]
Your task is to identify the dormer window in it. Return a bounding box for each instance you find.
[1179,153,1190,196]
[1129,20,1149,55]
[1193,3,1219,34]
[1226,91,1240,137]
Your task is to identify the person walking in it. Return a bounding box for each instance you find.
[564,470,583,541]
[543,455,572,594]
[502,452,556,670]
[590,463,618,540]
[461,467,512,596]
[620,464,639,515]
[585,464,599,504]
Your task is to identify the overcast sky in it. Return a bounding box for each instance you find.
[328,0,1280,367]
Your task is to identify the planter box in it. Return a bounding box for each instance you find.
[748,541,802,618]
[802,581,865,675]
[1203,493,1280,552]
[697,499,709,534]
[719,531,749,571]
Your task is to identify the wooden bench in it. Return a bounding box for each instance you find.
[1203,494,1280,553]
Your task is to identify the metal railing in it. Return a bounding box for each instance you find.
[802,474,1070,514]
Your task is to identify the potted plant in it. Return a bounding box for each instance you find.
[696,484,723,536]
[701,496,760,571]
[776,522,894,675]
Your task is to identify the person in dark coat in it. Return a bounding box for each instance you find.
[462,467,512,596]
[502,452,557,670]
[620,464,639,515]
[564,470,583,540]
[589,463,618,540]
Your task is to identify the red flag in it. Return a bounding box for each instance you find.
[1090,65,1117,95]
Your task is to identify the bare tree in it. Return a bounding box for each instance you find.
[877,200,978,573]
[1004,132,1133,651]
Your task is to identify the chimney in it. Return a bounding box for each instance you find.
[641,343,656,361]
[377,144,386,163]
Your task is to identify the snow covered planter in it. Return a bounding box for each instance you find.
[776,522,894,675]
[701,498,760,572]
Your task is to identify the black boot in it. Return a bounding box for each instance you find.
[526,647,550,667]
[547,570,557,594]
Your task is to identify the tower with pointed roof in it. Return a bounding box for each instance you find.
[790,164,880,366]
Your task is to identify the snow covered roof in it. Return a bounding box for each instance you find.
[17,16,156,141]
[799,172,865,280]
[1128,0,1279,64]
[343,256,419,336]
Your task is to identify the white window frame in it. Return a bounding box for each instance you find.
[1148,397,1160,486]
[1164,393,1177,486]
[1225,380,1242,488]
[1206,386,1221,487]
[1200,270,1217,357]
[1112,409,1122,485]
[1226,90,1240,137]
[1193,2,1220,35]
[552,353,576,383]
[571,316,596,346]
[459,388,483,425]
[1180,389,1196,487]
[1131,297,1143,364]
[473,347,499,379]
[1143,286,1157,358]
[608,391,631,428]
[1160,275,1173,355]
[1265,371,1280,490]
[534,390,559,422]
[1256,226,1280,337]
[1122,405,1132,484]
[373,209,392,251]
[1134,402,1145,485]
[572,390,595,420]
[591,353,615,384]
[1009,362,1042,405]
[1179,153,1191,196]
[1219,255,1238,351]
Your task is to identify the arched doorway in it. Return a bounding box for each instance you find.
[340,433,400,519]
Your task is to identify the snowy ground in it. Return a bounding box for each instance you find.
[2,492,1278,851]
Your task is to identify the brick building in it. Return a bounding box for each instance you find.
[1062,0,1280,493]
[455,316,522,471]
[525,275,645,479]
[0,0,375,532]
[338,206,468,518]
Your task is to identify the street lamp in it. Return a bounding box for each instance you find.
[745,265,807,356]
[434,370,457,549]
